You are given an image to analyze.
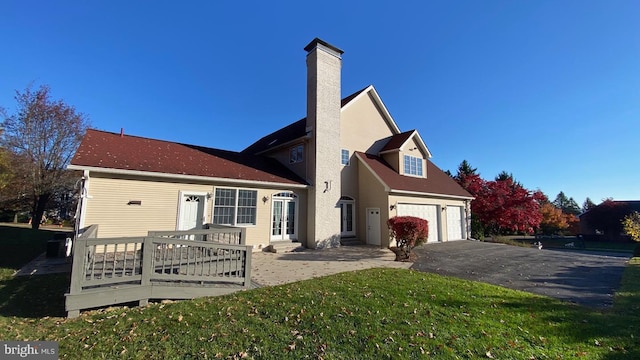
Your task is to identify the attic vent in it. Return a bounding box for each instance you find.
[268,139,278,146]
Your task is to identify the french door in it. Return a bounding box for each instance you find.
[271,193,297,241]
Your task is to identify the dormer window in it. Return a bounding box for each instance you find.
[290,145,303,164]
[403,155,423,176]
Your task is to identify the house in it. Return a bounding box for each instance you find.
[69,38,473,249]
[579,200,640,241]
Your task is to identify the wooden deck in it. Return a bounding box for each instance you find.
[65,225,252,318]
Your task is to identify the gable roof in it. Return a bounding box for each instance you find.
[579,200,640,218]
[379,130,432,158]
[69,129,307,186]
[242,86,372,155]
[355,152,473,199]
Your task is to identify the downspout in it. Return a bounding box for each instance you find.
[74,170,91,240]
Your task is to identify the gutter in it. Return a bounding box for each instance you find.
[67,165,309,189]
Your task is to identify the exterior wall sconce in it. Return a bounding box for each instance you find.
[442,205,447,211]
[390,205,396,211]
[323,180,332,193]
[127,200,142,205]
[262,196,269,204]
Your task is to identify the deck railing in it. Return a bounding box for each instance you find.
[65,225,252,318]
[148,224,245,245]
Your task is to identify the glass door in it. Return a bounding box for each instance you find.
[271,193,298,241]
[339,198,355,237]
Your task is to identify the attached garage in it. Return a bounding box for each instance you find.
[396,204,440,243]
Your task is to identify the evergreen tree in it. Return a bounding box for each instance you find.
[582,197,596,212]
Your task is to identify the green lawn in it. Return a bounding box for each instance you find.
[1,226,639,359]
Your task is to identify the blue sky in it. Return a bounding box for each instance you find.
[1,1,638,206]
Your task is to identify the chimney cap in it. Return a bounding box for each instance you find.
[304,38,344,56]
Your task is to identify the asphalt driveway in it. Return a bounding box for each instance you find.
[410,240,631,308]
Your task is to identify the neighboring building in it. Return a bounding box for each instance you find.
[579,200,640,241]
[69,38,473,249]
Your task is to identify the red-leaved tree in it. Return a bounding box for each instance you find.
[388,216,428,261]
[452,161,544,236]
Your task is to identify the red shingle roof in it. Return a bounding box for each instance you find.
[356,152,472,198]
[380,130,415,152]
[71,129,307,185]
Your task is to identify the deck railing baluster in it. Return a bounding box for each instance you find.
[67,226,252,318]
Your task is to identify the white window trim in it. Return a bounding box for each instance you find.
[212,187,258,226]
[176,191,209,231]
[270,191,299,241]
[403,154,424,177]
[341,149,350,166]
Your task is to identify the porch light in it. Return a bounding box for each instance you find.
[262,196,269,204]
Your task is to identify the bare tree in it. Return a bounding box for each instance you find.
[1,85,89,229]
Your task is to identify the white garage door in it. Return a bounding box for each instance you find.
[396,204,439,243]
[446,206,464,240]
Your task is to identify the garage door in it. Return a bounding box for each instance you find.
[447,206,464,240]
[396,204,439,243]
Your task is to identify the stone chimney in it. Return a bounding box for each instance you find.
[304,38,343,248]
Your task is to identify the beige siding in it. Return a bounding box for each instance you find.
[357,159,390,247]
[340,90,397,226]
[381,152,400,173]
[399,137,427,178]
[263,142,308,182]
[340,92,396,154]
[388,194,468,242]
[84,175,211,238]
[340,154,358,199]
[83,172,307,249]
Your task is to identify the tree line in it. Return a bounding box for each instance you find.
[448,160,595,239]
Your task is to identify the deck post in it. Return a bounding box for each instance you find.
[243,246,252,289]
[240,227,247,245]
[68,235,86,295]
[139,237,153,305]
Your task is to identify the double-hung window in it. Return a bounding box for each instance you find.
[403,155,423,176]
[213,188,257,225]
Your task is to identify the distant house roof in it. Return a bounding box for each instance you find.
[355,152,473,199]
[242,86,370,155]
[579,200,640,218]
[70,129,307,186]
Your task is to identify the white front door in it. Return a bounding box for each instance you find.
[366,208,381,246]
[178,193,206,230]
[339,199,355,237]
[271,193,297,241]
[397,204,440,243]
